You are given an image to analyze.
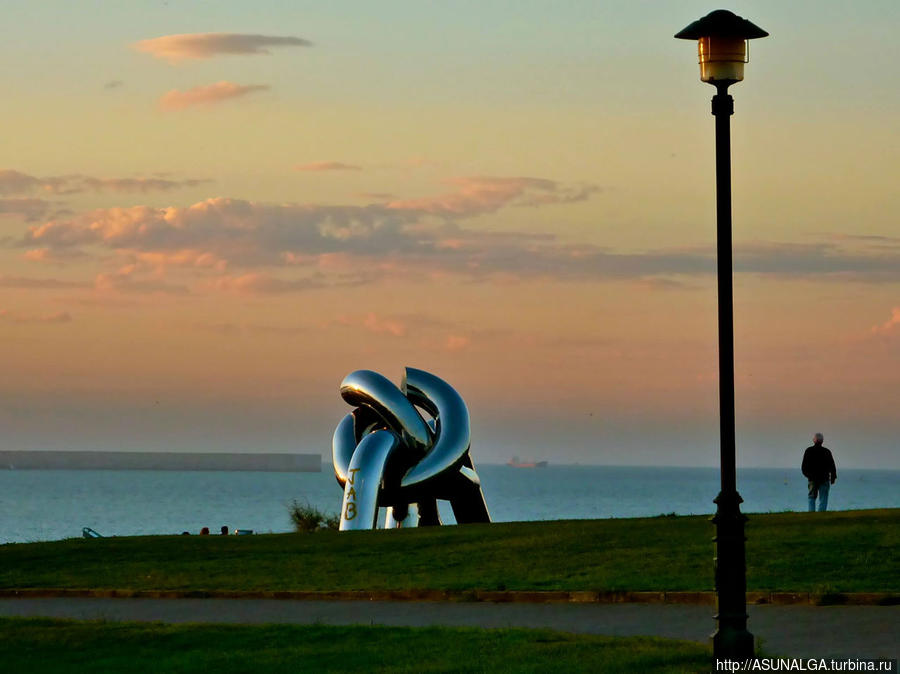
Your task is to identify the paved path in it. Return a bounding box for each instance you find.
[2,598,896,659]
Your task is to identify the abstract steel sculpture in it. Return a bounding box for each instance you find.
[332,368,490,530]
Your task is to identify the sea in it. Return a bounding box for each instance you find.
[1,465,897,544]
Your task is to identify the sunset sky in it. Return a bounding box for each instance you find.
[2,1,898,469]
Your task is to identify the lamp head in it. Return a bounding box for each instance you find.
[675,9,768,86]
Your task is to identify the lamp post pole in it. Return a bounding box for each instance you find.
[710,81,754,659]
[674,9,768,660]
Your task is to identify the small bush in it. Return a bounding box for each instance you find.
[289,500,339,533]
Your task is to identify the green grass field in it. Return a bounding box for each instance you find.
[0,618,711,673]
[2,509,897,594]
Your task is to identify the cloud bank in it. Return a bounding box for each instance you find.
[386,176,598,217]
[0,198,57,221]
[0,169,210,196]
[134,33,312,63]
[13,175,900,295]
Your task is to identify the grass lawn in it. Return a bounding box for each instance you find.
[0,618,711,673]
[1,509,896,594]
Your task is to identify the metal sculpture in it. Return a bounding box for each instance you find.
[332,368,490,530]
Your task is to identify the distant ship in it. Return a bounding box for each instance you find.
[507,457,548,468]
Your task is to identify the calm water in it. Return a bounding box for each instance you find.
[1,465,897,544]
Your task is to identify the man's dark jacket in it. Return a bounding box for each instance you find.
[802,444,837,483]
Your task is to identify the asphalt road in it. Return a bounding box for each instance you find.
[1,598,897,659]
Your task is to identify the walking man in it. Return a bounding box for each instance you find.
[801,433,837,512]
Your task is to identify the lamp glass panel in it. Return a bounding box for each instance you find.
[698,36,747,83]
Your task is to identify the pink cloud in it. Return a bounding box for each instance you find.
[159,82,269,111]
[134,33,311,63]
[314,253,360,271]
[21,247,89,264]
[871,307,900,335]
[445,335,471,352]
[295,162,362,172]
[129,249,227,272]
[325,313,408,338]
[386,176,598,217]
[27,205,161,246]
[210,273,322,295]
[94,266,189,295]
[362,312,407,337]
[23,248,51,262]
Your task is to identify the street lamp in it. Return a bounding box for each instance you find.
[675,9,768,660]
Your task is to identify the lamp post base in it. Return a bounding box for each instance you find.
[711,489,754,659]
[713,625,755,660]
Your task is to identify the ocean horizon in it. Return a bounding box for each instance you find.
[2,465,897,544]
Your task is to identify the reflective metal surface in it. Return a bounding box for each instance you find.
[339,430,399,531]
[400,367,470,489]
[332,407,383,488]
[333,367,490,530]
[331,413,356,488]
[340,370,433,453]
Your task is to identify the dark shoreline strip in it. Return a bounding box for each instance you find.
[1,588,896,606]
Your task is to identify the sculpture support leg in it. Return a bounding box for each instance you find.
[416,499,442,526]
[384,503,420,528]
[339,430,399,531]
[436,462,491,524]
[448,476,491,524]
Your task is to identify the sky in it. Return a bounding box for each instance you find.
[2,1,898,469]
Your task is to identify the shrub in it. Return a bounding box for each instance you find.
[289,500,339,533]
